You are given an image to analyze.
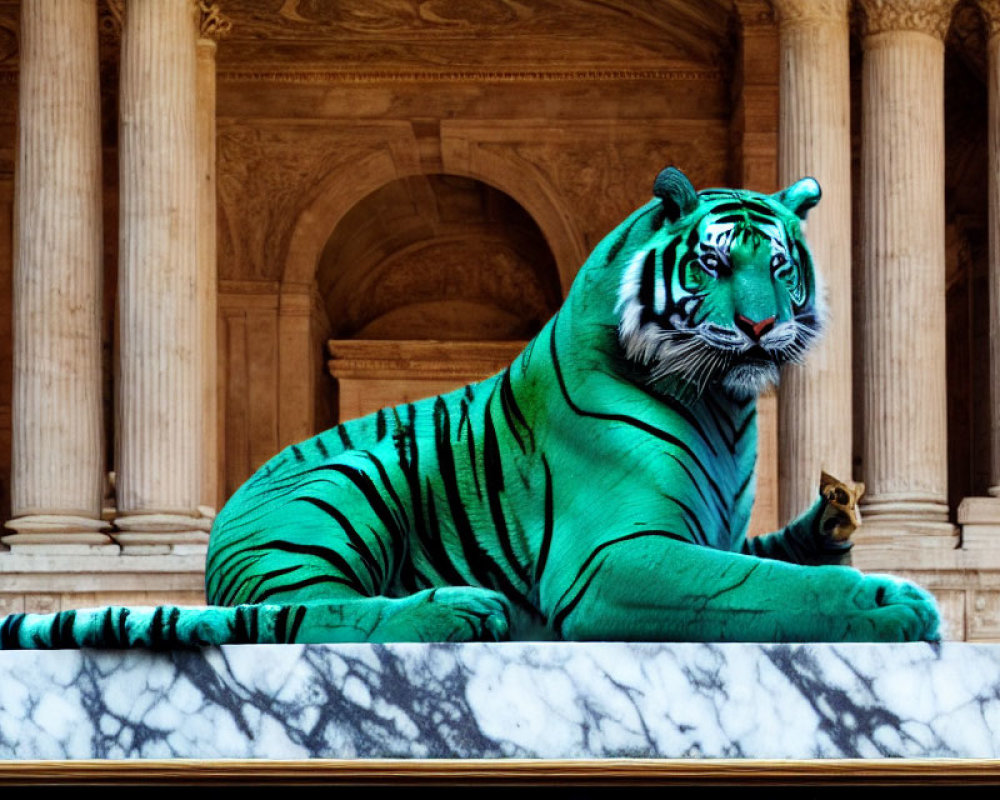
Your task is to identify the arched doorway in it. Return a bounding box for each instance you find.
[319,174,562,422]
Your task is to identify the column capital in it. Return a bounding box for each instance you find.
[770,0,849,27]
[197,1,232,40]
[978,0,1000,38]
[858,0,958,39]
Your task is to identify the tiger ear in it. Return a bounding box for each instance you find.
[653,166,699,223]
[774,177,821,220]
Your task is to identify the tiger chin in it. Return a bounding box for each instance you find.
[0,166,941,649]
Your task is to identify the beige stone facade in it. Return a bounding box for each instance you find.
[0,0,998,639]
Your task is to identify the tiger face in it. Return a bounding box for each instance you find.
[617,167,824,401]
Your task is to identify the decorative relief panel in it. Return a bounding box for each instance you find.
[442,120,729,249]
[216,121,417,281]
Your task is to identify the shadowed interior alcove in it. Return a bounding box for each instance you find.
[321,174,562,421]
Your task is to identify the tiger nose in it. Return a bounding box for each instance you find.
[735,314,776,341]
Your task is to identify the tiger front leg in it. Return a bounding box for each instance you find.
[744,471,864,566]
[548,533,940,642]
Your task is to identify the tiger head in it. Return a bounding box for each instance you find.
[616,166,824,401]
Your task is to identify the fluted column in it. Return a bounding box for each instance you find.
[115,0,207,539]
[3,0,110,547]
[983,0,1000,499]
[772,0,853,523]
[196,3,230,514]
[858,0,956,537]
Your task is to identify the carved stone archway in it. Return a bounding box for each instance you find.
[277,146,584,444]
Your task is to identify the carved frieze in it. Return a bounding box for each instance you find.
[215,0,731,75]
[858,0,959,39]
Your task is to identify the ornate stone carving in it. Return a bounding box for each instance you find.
[858,0,959,39]
[979,0,1000,37]
[771,0,850,26]
[198,1,232,40]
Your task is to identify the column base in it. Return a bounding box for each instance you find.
[958,496,1000,550]
[850,518,959,572]
[1,515,116,553]
[113,513,211,555]
[860,497,951,524]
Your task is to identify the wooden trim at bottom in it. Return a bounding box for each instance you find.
[1,759,999,785]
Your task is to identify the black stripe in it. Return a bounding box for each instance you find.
[667,452,724,517]
[295,497,383,590]
[51,611,77,649]
[274,606,291,643]
[637,249,657,324]
[376,409,387,441]
[287,606,307,642]
[666,494,709,546]
[100,607,119,647]
[433,397,502,588]
[257,575,355,603]
[248,565,300,600]
[0,613,24,648]
[337,426,353,449]
[165,607,181,646]
[733,407,756,447]
[421,483,466,585]
[482,405,531,586]
[118,608,130,645]
[248,536,371,595]
[360,451,409,541]
[233,606,253,644]
[212,550,266,605]
[498,369,526,452]
[552,530,692,635]
[315,463,406,558]
[315,437,329,459]
[150,607,165,649]
[291,445,304,462]
[550,318,728,511]
[534,456,555,587]
[463,407,482,498]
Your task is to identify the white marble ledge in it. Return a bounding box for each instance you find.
[0,642,998,761]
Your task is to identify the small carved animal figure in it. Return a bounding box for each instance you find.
[0,167,940,648]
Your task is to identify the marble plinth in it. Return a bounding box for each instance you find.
[2,642,1000,761]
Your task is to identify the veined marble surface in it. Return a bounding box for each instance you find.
[0,642,997,760]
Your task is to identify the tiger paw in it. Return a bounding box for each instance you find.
[819,470,865,543]
[843,574,941,642]
[377,586,512,642]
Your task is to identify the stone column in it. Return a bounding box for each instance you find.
[771,0,853,522]
[857,0,957,541]
[2,0,111,549]
[115,0,208,544]
[983,0,1000,499]
[196,3,230,514]
[959,0,1000,543]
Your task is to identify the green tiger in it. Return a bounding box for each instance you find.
[0,166,940,648]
